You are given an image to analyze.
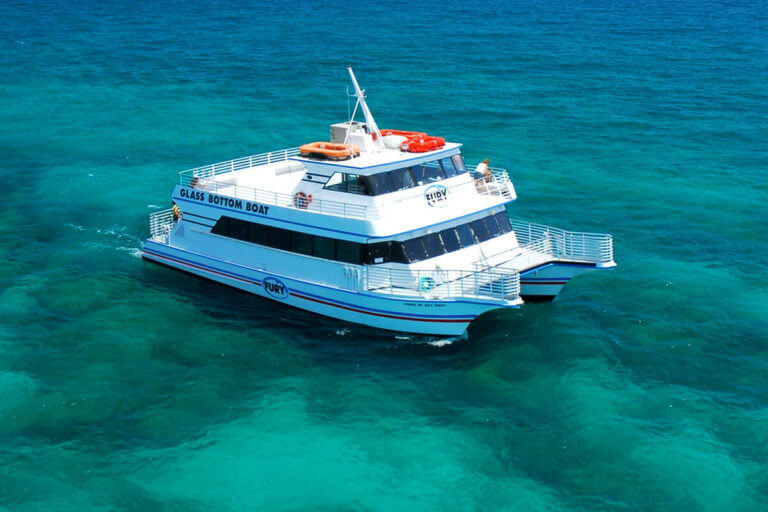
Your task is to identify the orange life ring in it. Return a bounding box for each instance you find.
[293,192,312,209]
[401,135,446,153]
[299,142,360,160]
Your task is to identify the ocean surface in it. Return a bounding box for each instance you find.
[1,0,767,510]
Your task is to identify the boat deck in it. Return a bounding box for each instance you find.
[176,148,515,221]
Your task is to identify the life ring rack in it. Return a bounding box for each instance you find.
[293,191,313,209]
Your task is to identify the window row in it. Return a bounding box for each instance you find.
[324,155,468,196]
[209,210,513,265]
[379,211,512,263]
[211,216,365,264]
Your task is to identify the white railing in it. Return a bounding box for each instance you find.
[179,148,302,185]
[174,147,516,220]
[510,220,614,266]
[180,179,376,219]
[149,208,175,242]
[365,265,520,301]
[467,166,515,198]
[472,220,614,272]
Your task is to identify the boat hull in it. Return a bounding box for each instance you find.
[519,261,601,302]
[142,240,519,336]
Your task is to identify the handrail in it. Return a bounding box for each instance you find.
[180,179,377,219]
[179,148,302,183]
[147,204,522,301]
[149,208,175,243]
[476,219,615,270]
[510,220,614,266]
[468,167,514,198]
[364,265,520,301]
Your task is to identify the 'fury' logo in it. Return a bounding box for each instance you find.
[263,277,289,299]
[425,184,449,207]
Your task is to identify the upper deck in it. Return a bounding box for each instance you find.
[174,145,516,239]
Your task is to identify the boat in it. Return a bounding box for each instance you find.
[142,68,616,336]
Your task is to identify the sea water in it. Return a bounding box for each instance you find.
[1,0,767,510]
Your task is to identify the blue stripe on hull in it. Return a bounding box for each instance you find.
[142,243,487,327]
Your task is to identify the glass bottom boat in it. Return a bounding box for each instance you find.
[143,69,615,336]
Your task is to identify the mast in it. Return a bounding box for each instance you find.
[347,66,384,151]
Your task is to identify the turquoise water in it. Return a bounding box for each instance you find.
[2,0,767,509]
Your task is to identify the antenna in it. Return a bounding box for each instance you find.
[347,67,383,150]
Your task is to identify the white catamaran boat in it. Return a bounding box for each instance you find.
[143,68,616,336]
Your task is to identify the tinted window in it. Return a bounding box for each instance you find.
[313,236,335,259]
[362,174,393,195]
[291,231,313,255]
[390,167,415,191]
[412,163,445,185]
[270,227,291,250]
[470,219,492,242]
[366,242,390,264]
[422,233,444,258]
[325,173,345,191]
[390,243,409,263]
[403,238,428,262]
[248,222,269,245]
[337,240,361,264]
[211,216,231,236]
[208,213,506,266]
[439,228,461,252]
[484,214,502,238]
[325,173,369,195]
[231,219,249,241]
[440,157,458,178]
[455,224,476,247]
[452,154,468,174]
[347,174,368,195]
[495,212,512,233]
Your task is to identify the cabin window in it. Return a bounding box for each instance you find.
[484,214,503,238]
[348,174,369,195]
[313,236,336,260]
[495,211,512,233]
[422,233,445,258]
[390,242,409,263]
[440,157,458,178]
[411,163,445,185]
[208,210,511,265]
[211,216,230,237]
[322,154,466,197]
[362,173,394,195]
[389,167,416,191]
[291,231,313,255]
[470,219,492,242]
[403,238,428,262]
[248,222,269,245]
[337,240,362,264]
[455,223,476,248]
[269,227,291,250]
[325,173,369,195]
[230,219,249,241]
[324,172,345,191]
[366,242,390,264]
[452,154,468,174]
[439,228,461,252]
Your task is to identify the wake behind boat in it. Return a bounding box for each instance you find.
[143,68,616,335]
